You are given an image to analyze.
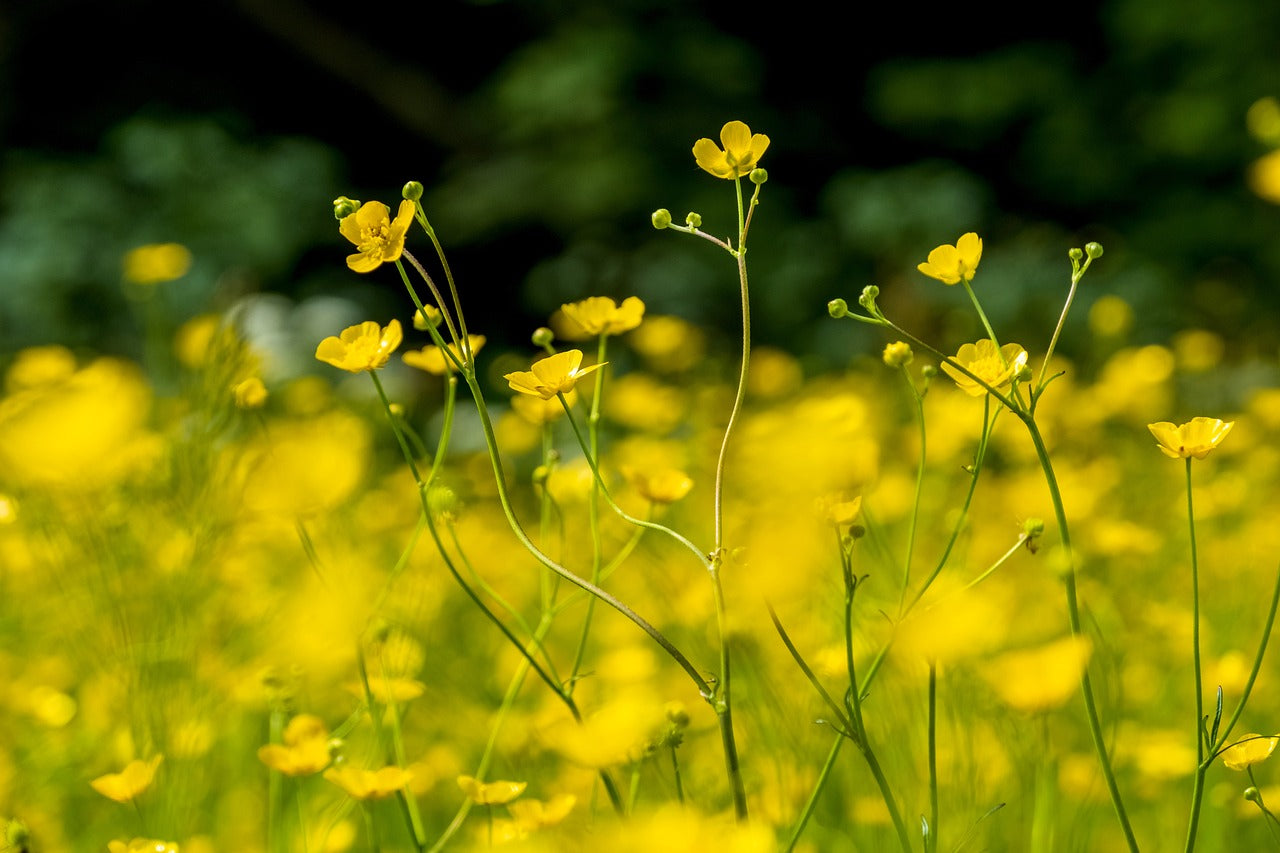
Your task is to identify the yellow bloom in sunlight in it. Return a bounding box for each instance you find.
[692,120,770,179]
[91,755,163,802]
[123,243,192,285]
[504,350,605,400]
[108,840,179,853]
[917,233,983,285]
[456,775,527,805]
[325,766,413,800]
[558,296,646,339]
[1248,150,1280,205]
[315,320,403,373]
[816,494,862,527]
[232,376,267,409]
[509,793,577,830]
[257,714,331,776]
[625,467,694,504]
[941,340,1028,397]
[339,199,416,273]
[1221,734,1279,770]
[402,335,485,375]
[1147,417,1234,460]
[982,636,1092,713]
[511,389,577,425]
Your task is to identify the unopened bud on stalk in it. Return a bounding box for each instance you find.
[749,168,768,185]
[1015,363,1033,383]
[532,465,550,486]
[1085,242,1104,259]
[858,285,879,311]
[402,181,424,201]
[883,341,913,368]
[827,298,849,319]
[1069,247,1084,262]
[333,196,361,220]
[531,327,555,348]
[651,209,672,229]
[427,484,459,518]
[685,212,702,228]
[921,364,938,379]
[1245,786,1261,802]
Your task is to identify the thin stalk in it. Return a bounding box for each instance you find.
[1184,458,1208,853]
[410,207,471,347]
[897,367,927,610]
[961,279,1001,351]
[785,734,845,853]
[1209,563,1280,757]
[928,663,939,853]
[267,708,285,853]
[396,255,461,355]
[670,745,685,804]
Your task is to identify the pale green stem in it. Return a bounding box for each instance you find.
[961,279,1001,350]
[962,534,1030,591]
[1037,273,1082,392]
[670,744,685,804]
[928,662,939,853]
[569,334,610,695]
[897,367,926,611]
[396,256,462,358]
[785,734,845,853]
[409,207,471,347]
[628,766,642,814]
[1185,458,1208,853]
[362,802,380,853]
[267,707,285,853]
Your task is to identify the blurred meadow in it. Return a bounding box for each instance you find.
[5,1,1280,850]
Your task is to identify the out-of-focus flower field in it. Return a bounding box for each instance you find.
[3,245,1280,850]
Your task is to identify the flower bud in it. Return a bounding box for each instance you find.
[532,465,550,486]
[402,181,424,201]
[921,364,938,379]
[1069,247,1084,262]
[858,285,880,310]
[388,403,405,418]
[685,212,702,228]
[414,305,443,330]
[827,298,849,319]
[883,341,913,368]
[651,209,672,229]
[531,327,555,348]
[1023,518,1045,538]
[665,701,690,728]
[333,196,361,220]
[749,168,768,185]
[1015,363,1033,383]
[427,483,459,518]
[1245,786,1261,802]
[1085,242,1104,259]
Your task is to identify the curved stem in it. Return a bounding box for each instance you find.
[785,734,845,853]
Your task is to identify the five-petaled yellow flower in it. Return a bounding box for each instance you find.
[1147,417,1234,460]
[504,350,605,400]
[91,755,163,803]
[558,297,646,339]
[941,339,1028,397]
[917,233,983,285]
[693,121,770,179]
[324,765,414,800]
[457,774,527,805]
[315,320,403,373]
[402,335,486,375]
[1221,733,1278,770]
[339,200,416,273]
[257,714,332,776]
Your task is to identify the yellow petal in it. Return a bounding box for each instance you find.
[720,120,753,153]
[1222,734,1278,770]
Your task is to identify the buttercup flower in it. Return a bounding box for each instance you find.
[457,775,527,805]
[917,233,983,285]
[402,335,485,375]
[558,297,645,339]
[509,794,577,830]
[504,350,605,400]
[693,121,770,179]
[233,376,268,409]
[1221,733,1279,770]
[123,243,192,285]
[91,755,163,803]
[625,468,694,504]
[882,341,913,368]
[1147,417,1234,459]
[257,714,332,776]
[817,494,863,527]
[324,765,413,800]
[941,340,1028,397]
[315,320,403,373]
[339,200,415,273]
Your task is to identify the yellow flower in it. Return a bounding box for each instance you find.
[90,755,163,803]
[504,350,605,400]
[457,775,527,805]
[108,839,179,853]
[917,233,983,285]
[257,714,332,776]
[558,297,646,339]
[941,339,1028,397]
[1221,734,1279,770]
[625,468,694,504]
[123,243,192,285]
[509,793,577,830]
[692,121,770,179]
[324,765,414,800]
[816,494,862,527]
[1147,417,1234,460]
[233,376,268,409]
[315,320,403,373]
[345,676,427,704]
[402,335,485,375]
[338,200,416,273]
[882,341,913,368]
[511,389,577,425]
[981,636,1092,713]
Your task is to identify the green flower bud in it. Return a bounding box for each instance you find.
[1245,786,1261,802]
[1085,242,1104,259]
[1015,363,1033,383]
[333,196,361,220]
[827,298,849,319]
[749,168,768,185]
[858,285,880,311]
[531,327,555,348]
[532,465,550,486]
[921,364,938,379]
[883,341,913,368]
[685,212,702,228]
[427,483,459,518]
[651,209,672,229]
[402,181,424,201]
[1069,247,1084,261]
[1023,518,1045,538]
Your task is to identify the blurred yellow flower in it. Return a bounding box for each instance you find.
[511,389,577,425]
[1221,734,1278,770]
[108,840,179,853]
[509,793,576,830]
[325,765,413,800]
[917,233,983,285]
[315,320,403,373]
[456,775,527,805]
[4,345,77,392]
[339,199,415,273]
[816,494,862,527]
[625,467,694,504]
[402,335,485,375]
[346,676,426,704]
[1248,150,1280,205]
[91,755,163,803]
[257,714,331,776]
[941,340,1027,397]
[232,376,267,409]
[692,120,770,179]
[557,296,646,338]
[1147,417,1234,460]
[982,636,1091,713]
[123,243,192,285]
[882,341,913,368]
[504,350,604,400]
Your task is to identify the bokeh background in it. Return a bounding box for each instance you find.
[5,0,1280,383]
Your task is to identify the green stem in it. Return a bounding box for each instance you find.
[961,279,1000,351]
[267,708,285,853]
[1208,563,1280,758]
[670,744,685,804]
[1021,416,1139,852]
[785,734,845,853]
[1185,458,1207,853]
[897,367,926,611]
[928,662,939,853]
[569,334,610,694]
